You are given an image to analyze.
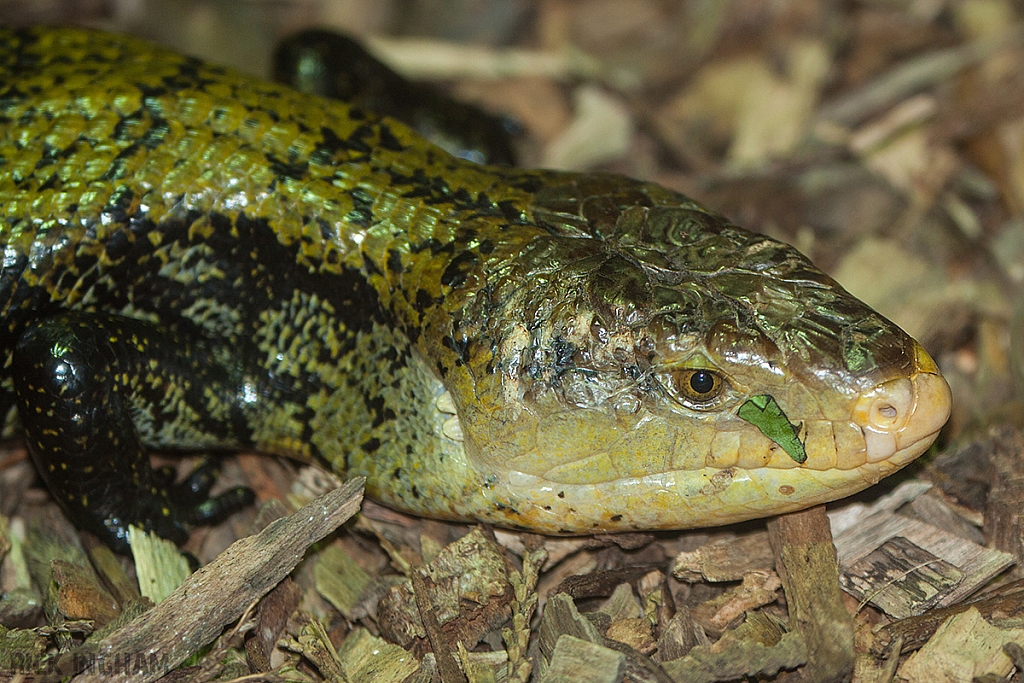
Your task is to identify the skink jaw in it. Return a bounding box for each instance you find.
[852,342,952,465]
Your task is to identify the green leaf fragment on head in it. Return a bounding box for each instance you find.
[737,394,807,464]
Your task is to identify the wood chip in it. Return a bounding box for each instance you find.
[982,426,1024,565]
[542,634,625,683]
[244,577,302,672]
[538,593,603,660]
[875,577,1024,654]
[843,534,965,617]
[654,607,705,662]
[51,560,120,626]
[377,528,513,653]
[65,478,364,683]
[660,611,807,683]
[598,583,642,622]
[833,508,1015,617]
[904,491,985,545]
[768,505,854,683]
[690,570,782,637]
[314,542,374,620]
[898,606,1024,682]
[672,530,774,583]
[127,528,191,605]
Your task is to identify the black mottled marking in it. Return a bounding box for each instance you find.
[308,143,333,166]
[317,218,333,241]
[455,225,477,243]
[409,237,438,254]
[512,175,544,193]
[139,118,171,150]
[386,248,403,274]
[377,123,404,152]
[100,185,136,224]
[315,126,349,157]
[409,237,456,258]
[347,187,375,227]
[104,229,132,262]
[35,171,58,191]
[362,437,381,453]
[552,337,576,374]
[442,334,470,366]
[367,394,386,428]
[415,289,435,312]
[390,168,453,203]
[497,200,527,223]
[610,514,622,522]
[440,250,478,288]
[267,155,309,180]
[110,112,143,143]
[342,123,375,156]
[362,252,381,277]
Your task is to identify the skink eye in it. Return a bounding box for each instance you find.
[689,370,716,394]
[673,368,726,404]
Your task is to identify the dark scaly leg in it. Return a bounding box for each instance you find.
[12,312,254,552]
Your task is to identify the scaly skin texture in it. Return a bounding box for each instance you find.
[0,27,951,545]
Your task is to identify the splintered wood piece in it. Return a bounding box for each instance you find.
[127,529,191,605]
[336,627,421,683]
[412,570,468,683]
[690,571,782,637]
[983,426,1024,565]
[66,478,365,683]
[832,509,1015,618]
[81,538,143,607]
[842,535,964,616]
[543,635,626,683]
[377,528,514,653]
[672,530,775,583]
[599,583,643,621]
[768,505,854,683]
[654,607,705,662]
[905,492,984,545]
[604,618,656,655]
[852,635,902,683]
[538,593,603,661]
[244,577,303,672]
[874,578,1024,653]
[50,559,121,626]
[660,611,807,683]
[314,542,374,620]
[897,607,1024,682]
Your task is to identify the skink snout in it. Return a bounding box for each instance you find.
[852,342,952,465]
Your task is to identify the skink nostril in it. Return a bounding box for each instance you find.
[854,377,913,432]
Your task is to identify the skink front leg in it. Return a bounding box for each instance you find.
[12,312,254,552]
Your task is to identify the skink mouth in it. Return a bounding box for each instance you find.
[852,342,952,466]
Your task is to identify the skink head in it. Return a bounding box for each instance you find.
[426,174,951,534]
